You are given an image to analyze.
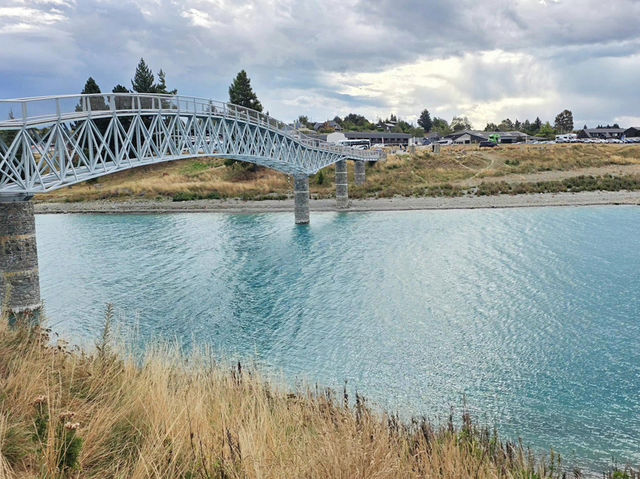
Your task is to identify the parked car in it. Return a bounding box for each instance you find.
[479,141,497,148]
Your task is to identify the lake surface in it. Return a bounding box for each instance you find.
[36,207,640,471]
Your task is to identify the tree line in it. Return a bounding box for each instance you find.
[298,113,425,137]
[296,107,576,140]
[77,60,263,115]
[417,108,575,139]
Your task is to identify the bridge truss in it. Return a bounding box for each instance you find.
[0,94,382,197]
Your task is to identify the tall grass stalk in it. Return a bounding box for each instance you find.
[0,312,635,478]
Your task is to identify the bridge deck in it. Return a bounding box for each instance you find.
[0,94,383,196]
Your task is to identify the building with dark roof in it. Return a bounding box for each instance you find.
[624,127,640,138]
[577,128,626,139]
[444,130,531,144]
[343,131,412,146]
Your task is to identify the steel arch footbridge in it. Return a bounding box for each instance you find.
[0,94,384,315]
[0,93,382,196]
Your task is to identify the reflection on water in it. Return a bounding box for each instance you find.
[36,207,640,471]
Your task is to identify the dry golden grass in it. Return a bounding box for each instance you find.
[35,144,640,203]
[0,311,574,479]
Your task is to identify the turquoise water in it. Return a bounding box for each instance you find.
[36,207,640,471]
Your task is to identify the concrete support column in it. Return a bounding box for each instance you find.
[294,175,310,224]
[354,160,366,186]
[0,197,41,319]
[335,160,349,209]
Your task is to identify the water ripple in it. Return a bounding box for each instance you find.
[36,206,640,472]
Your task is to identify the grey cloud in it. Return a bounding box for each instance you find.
[0,0,639,125]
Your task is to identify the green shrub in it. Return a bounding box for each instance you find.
[172,192,200,202]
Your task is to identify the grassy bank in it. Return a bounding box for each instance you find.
[0,312,612,479]
[36,144,640,203]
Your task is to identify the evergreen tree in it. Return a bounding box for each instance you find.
[533,117,542,132]
[82,77,102,95]
[131,58,155,93]
[228,70,263,112]
[484,122,499,132]
[498,118,514,131]
[155,69,177,95]
[78,77,107,111]
[522,119,531,133]
[418,109,433,132]
[112,84,131,110]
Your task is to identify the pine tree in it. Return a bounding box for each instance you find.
[78,77,107,111]
[82,77,101,95]
[418,109,433,132]
[228,70,263,112]
[112,84,130,110]
[155,70,177,95]
[131,58,155,93]
[533,117,542,132]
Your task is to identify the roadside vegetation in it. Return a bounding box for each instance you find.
[4,310,638,478]
[36,144,640,203]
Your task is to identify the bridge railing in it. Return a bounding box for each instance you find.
[0,94,382,161]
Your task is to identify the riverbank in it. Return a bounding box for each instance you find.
[35,144,640,204]
[0,316,614,478]
[34,190,640,214]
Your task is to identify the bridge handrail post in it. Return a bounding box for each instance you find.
[109,95,115,112]
[21,102,27,120]
[55,98,61,118]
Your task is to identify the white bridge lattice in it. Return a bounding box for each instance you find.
[0,93,383,197]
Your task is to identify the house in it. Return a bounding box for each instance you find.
[624,127,640,138]
[577,128,626,139]
[445,130,488,144]
[497,131,530,143]
[343,131,411,146]
[444,130,532,144]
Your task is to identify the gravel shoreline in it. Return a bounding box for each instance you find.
[33,190,640,214]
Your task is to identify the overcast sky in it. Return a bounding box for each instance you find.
[1,0,639,128]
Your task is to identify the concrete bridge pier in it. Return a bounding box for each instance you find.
[354,160,366,186]
[294,175,310,224]
[0,196,42,320]
[335,160,349,208]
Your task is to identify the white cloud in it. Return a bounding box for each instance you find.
[324,50,559,126]
[180,8,215,28]
[0,0,638,126]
